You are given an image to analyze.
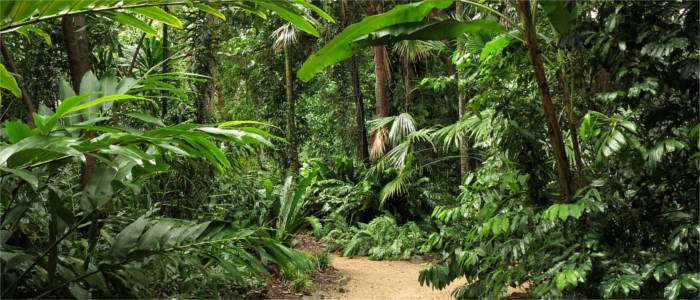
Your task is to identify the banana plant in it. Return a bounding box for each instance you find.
[0,0,333,104]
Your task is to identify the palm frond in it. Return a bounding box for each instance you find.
[389,113,416,144]
[271,23,298,52]
[370,127,389,161]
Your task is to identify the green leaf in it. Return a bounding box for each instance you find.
[0,63,21,99]
[353,19,505,47]
[195,3,225,21]
[256,1,319,37]
[0,167,37,190]
[297,0,453,82]
[110,216,148,259]
[63,94,149,116]
[5,120,32,143]
[128,7,182,29]
[558,204,570,221]
[555,272,567,291]
[18,24,51,45]
[124,112,165,127]
[480,34,514,62]
[289,0,334,23]
[104,11,159,37]
[664,279,681,300]
[539,0,577,35]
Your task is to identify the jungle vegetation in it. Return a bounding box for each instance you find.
[0,0,698,299]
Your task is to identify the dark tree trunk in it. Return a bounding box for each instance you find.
[62,14,96,189]
[285,45,300,170]
[401,58,413,113]
[0,37,35,128]
[516,0,575,200]
[350,55,370,165]
[340,1,370,165]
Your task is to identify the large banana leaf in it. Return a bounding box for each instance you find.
[297,0,453,82]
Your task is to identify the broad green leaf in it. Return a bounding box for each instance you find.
[480,34,513,62]
[195,3,225,21]
[128,6,182,29]
[353,20,505,47]
[81,167,116,213]
[664,279,681,300]
[681,273,700,291]
[63,94,149,116]
[540,0,577,35]
[297,1,453,82]
[125,112,165,127]
[4,120,32,143]
[0,167,37,190]
[0,63,21,99]
[558,204,570,221]
[110,216,148,259]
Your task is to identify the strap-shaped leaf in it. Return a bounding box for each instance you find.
[0,63,21,99]
[127,6,182,29]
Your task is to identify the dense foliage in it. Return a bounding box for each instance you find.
[1,0,697,299]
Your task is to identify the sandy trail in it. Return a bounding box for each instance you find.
[329,254,467,300]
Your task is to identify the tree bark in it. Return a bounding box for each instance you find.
[285,45,301,170]
[350,55,370,165]
[455,1,470,177]
[0,37,36,128]
[62,14,96,189]
[369,0,389,118]
[516,0,575,200]
[340,1,370,165]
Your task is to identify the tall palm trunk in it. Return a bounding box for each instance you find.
[369,0,389,118]
[285,45,300,170]
[516,0,575,200]
[62,14,95,189]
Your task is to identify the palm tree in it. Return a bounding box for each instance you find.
[272,23,301,170]
[394,40,446,114]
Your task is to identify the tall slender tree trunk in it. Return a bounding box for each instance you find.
[350,55,370,165]
[339,1,370,165]
[62,14,96,189]
[560,77,586,187]
[455,1,470,177]
[195,14,218,123]
[0,37,35,128]
[401,58,412,113]
[284,45,300,170]
[516,0,575,200]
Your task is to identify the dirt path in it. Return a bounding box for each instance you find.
[329,254,467,300]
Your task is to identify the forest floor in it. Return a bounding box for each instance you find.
[267,233,528,299]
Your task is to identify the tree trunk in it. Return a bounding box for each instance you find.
[401,58,412,113]
[369,0,389,118]
[0,37,36,128]
[560,76,586,187]
[195,14,218,123]
[62,14,96,189]
[455,1,470,177]
[350,55,370,165]
[285,46,301,170]
[516,0,575,200]
[340,1,370,165]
